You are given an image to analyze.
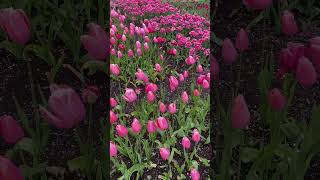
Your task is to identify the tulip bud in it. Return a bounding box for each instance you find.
[110,64,120,76]
[81,23,108,60]
[169,76,179,92]
[186,56,196,65]
[145,83,158,93]
[110,98,118,108]
[116,124,128,137]
[121,34,126,42]
[202,79,210,89]
[155,63,162,72]
[268,88,287,111]
[243,0,272,10]
[181,91,189,103]
[159,102,167,113]
[117,51,123,59]
[111,48,116,55]
[168,103,177,114]
[222,38,238,64]
[296,57,317,88]
[128,49,134,57]
[135,69,149,83]
[136,41,141,49]
[144,42,149,51]
[160,54,164,60]
[110,141,117,157]
[194,89,200,96]
[196,64,203,73]
[192,129,201,143]
[123,88,137,103]
[281,10,298,36]
[0,115,24,144]
[110,110,118,124]
[183,70,189,78]
[231,95,250,129]
[159,148,170,160]
[236,28,249,52]
[190,168,200,180]
[147,120,156,133]
[156,117,168,130]
[137,48,142,56]
[39,84,86,129]
[147,91,155,103]
[0,156,24,180]
[181,137,191,149]
[144,36,150,42]
[131,118,142,134]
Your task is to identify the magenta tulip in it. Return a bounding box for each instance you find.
[155,63,162,72]
[243,0,272,10]
[39,84,85,129]
[110,98,118,108]
[128,49,134,57]
[110,141,117,157]
[169,76,179,92]
[131,118,142,134]
[168,103,177,114]
[147,120,156,133]
[135,69,149,83]
[147,91,155,103]
[202,79,210,89]
[145,83,158,93]
[110,110,118,124]
[0,156,24,180]
[281,10,298,36]
[222,38,238,64]
[159,148,170,160]
[268,88,287,111]
[181,91,189,103]
[296,57,317,88]
[231,95,251,129]
[194,89,200,96]
[123,88,137,103]
[110,64,120,76]
[181,137,191,149]
[156,117,168,130]
[159,102,167,113]
[186,56,196,65]
[197,64,204,73]
[236,28,249,51]
[190,168,200,180]
[192,129,201,143]
[116,124,128,137]
[0,115,24,144]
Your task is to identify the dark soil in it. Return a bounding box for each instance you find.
[213,1,320,179]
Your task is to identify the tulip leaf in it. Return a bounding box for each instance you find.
[67,155,88,172]
[240,147,259,163]
[81,60,108,75]
[24,44,55,66]
[15,137,34,155]
[280,122,301,141]
[122,163,148,180]
[0,40,23,58]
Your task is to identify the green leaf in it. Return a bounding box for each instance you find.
[240,147,259,163]
[0,40,23,57]
[15,137,34,154]
[280,122,300,140]
[67,156,88,172]
[81,60,107,75]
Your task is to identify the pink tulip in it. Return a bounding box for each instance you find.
[168,103,177,114]
[194,89,200,96]
[144,36,150,42]
[168,48,177,56]
[131,118,142,134]
[110,110,118,124]
[39,84,85,129]
[110,37,116,45]
[111,48,116,55]
[128,49,134,57]
[181,91,189,103]
[145,83,158,93]
[281,10,298,36]
[123,88,137,103]
[160,54,164,61]
[156,117,168,130]
[110,28,115,36]
[135,69,149,83]
[186,56,196,65]
[135,88,141,95]
[121,34,126,42]
[136,41,141,49]
[236,28,249,52]
[110,98,118,108]
[169,76,179,92]
[110,64,120,76]
[190,168,200,180]
[137,48,142,56]
[197,64,203,73]
[222,38,238,64]
[117,51,123,59]
[110,141,117,157]
[159,148,170,160]
[159,102,167,113]
[147,91,155,103]
[192,129,201,143]
[0,115,24,144]
[183,70,189,78]
[110,9,118,17]
[181,137,191,149]
[243,0,272,10]
[268,88,287,111]
[202,79,210,89]
[116,124,128,137]
[179,74,185,82]
[155,63,162,72]
[81,23,108,60]
[231,95,251,129]
[144,42,149,51]
[147,120,156,133]
[296,57,317,88]
[0,156,24,180]
[0,8,31,45]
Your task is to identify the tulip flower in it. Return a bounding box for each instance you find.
[159,102,167,113]
[196,64,203,73]
[179,74,185,82]
[117,51,123,59]
[144,36,150,42]
[81,85,100,104]
[110,64,120,76]
[160,54,164,61]
[181,137,191,149]
[192,129,201,143]
[236,28,249,52]
[155,63,162,72]
[0,8,31,45]
[181,91,189,103]
[190,168,200,180]
[110,98,118,108]
[147,120,156,133]
[116,124,128,137]
[136,41,141,49]
[202,79,210,89]
[296,57,317,88]
[168,103,177,114]
[137,48,142,56]
[81,23,108,60]
[110,37,116,45]
[0,115,24,144]
[168,48,177,56]
[123,88,137,103]
[183,70,189,78]
[194,89,200,96]
[110,110,118,124]
[281,10,298,36]
[145,83,158,93]
[128,49,134,57]
[0,156,24,180]
[231,95,250,129]
[243,0,272,10]
[135,69,149,83]
[268,88,287,111]
[156,117,168,130]
[39,84,86,129]
[222,38,238,64]
[169,76,179,92]
[159,148,170,160]
[110,141,117,157]
[147,91,155,103]
[121,34,126,42]
[111,48,116,55]
[144,42,149,51]
[131,118,142,134]
[186,56,196,65]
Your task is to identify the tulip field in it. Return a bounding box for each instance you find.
[110,0,211,179]
[213,0,320,179]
